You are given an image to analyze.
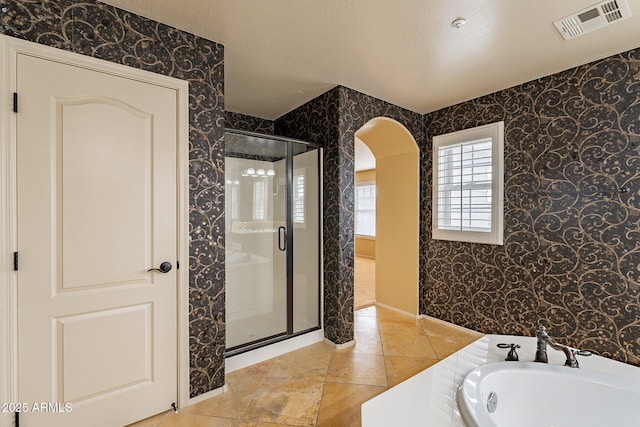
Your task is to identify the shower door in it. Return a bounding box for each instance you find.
[225,130,321,354]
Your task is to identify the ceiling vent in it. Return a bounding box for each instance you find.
[553,0,631,40]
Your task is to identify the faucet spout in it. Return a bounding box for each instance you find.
[546,338,577,368]
[534,326,589,368]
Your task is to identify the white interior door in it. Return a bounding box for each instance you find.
[16,51,178,426]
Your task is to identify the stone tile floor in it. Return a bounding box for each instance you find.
[130,306,482,427]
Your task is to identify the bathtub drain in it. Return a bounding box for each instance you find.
[486,391,498,413]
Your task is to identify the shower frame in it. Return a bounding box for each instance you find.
[224,128,323,357]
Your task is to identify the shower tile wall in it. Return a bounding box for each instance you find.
[1,0,226,396]
[276,86,423,344]
[422,48,640,365]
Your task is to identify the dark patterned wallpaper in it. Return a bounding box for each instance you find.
[5,0,637,390]
[1,0,226,396]
[276,86,423,344]
[225,111,274,134]
[422,49,640,365]
[276,88,344,342]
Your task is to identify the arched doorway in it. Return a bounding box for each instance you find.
[354,117,419,315]
[354,139,376,309]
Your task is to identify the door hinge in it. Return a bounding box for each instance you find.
[13,252,18,271]
[13,92,18,113]
[176,260,180,270]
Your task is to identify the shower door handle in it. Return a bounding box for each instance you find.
[278,226,287,251]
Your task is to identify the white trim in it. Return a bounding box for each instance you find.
[323,338,355,350]
[432,121,504,245]
[175,59,190,410]
[417,314,482,335]
[319,148,325,333]
[375,301,419,319]
[0,35,191,424]
[185,385,227,407]
[0,35,18,427]
[225,329,324,374]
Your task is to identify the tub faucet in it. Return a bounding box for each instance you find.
[534,326,591,368]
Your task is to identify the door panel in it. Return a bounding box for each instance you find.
[224,134,288,350]
[16,52,177,426]
[57,304,152,402]
[58,97,153,290]
[292,145,320,334]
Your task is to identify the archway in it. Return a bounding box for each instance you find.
[354,117,420,315]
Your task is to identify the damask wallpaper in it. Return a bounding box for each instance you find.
[277,56,639,364]
[276,87,344,342]
[276,86,423,344]
[1,0,226,396]
[422,48,640,365]
[3,2,638,405]
[225,111,275,134]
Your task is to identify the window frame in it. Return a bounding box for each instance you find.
[432,121,504,245]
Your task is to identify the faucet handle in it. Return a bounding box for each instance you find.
[571,348,592,358]
[497,343,521,361]
[567,348,592,368]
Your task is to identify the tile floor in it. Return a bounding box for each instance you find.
[130,306,483,427]
[354,256,375,309]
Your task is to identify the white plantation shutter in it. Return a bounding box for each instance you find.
[253,180,266,220]
[293,172,305,224]
[231,185,238,220]
[355,183,376,236]
[438,138,492,232]
[433,122,504,245]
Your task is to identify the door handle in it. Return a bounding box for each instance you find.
[147,261,172,273]
[278,226,286,251]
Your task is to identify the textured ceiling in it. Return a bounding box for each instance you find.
[101,0,640,120]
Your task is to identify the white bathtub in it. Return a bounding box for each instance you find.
[458,361,640,427]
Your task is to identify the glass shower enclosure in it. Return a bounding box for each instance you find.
[224,129,321,354]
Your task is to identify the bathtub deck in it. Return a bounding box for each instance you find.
[361,334,640,427]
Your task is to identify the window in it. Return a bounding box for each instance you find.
[230,185,238,220]
[293,170,305,224]
[355,183,376,237]
[253,180,267,220]
[432,121,504,245]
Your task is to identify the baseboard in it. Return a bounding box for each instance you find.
[225,329,324,374]
[374,301,418,319]
[417,314,483,336]
[323,338,355,350]
[355,302,375,311]
[186,384,227,407]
